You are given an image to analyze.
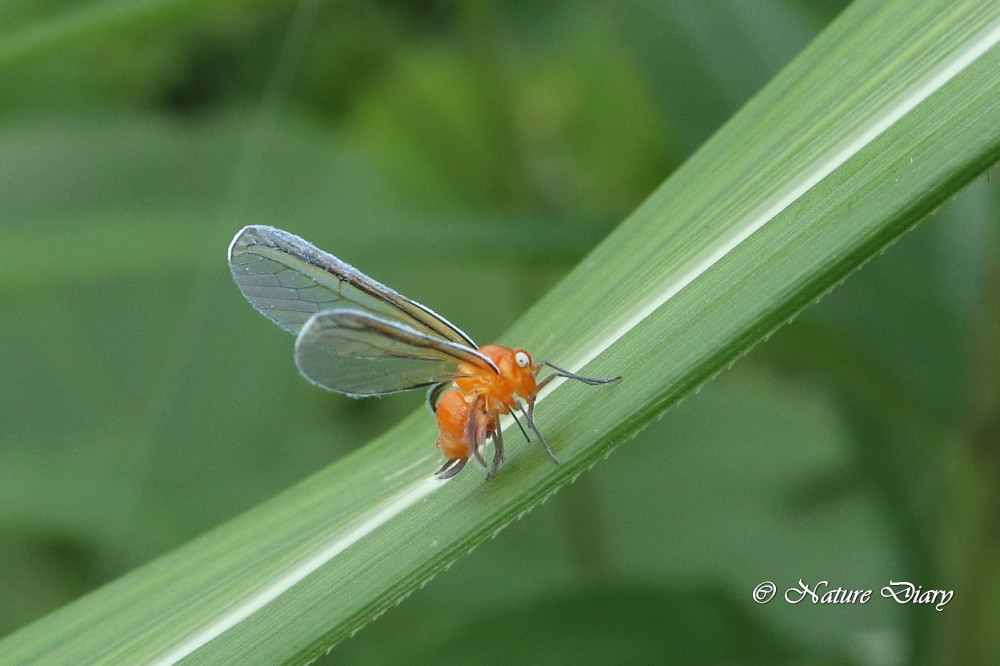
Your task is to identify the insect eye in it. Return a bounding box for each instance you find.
[514,351,530,368]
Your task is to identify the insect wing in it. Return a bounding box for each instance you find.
[228,225,477,346]
[425,382,450,412]
[295,310,494,397]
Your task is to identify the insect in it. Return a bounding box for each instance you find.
[228,225,620,479]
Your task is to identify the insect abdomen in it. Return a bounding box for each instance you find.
[435,389,472,459]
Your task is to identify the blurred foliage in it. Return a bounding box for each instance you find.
[0,0,997,664]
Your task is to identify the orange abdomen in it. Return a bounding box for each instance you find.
[435,388,471,459]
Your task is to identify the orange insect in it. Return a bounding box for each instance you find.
[229,225,620,479]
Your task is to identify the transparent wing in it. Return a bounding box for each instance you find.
[294,310,497,397]
[228,225,477,345]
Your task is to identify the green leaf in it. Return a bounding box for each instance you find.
[0,0,286,68]
[2,0,998,662]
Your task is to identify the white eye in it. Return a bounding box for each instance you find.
[514,351,530,368]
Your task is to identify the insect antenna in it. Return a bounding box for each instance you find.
[540,361,622,386]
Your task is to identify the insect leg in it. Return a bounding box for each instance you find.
[471,445,487,468]
[435,457,467,480]
[487,427,506,480]
[517,399,559,466]
[509,409,531,443]
[465,397,489,469]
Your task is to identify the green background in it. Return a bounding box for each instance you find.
[1,1,997,663]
